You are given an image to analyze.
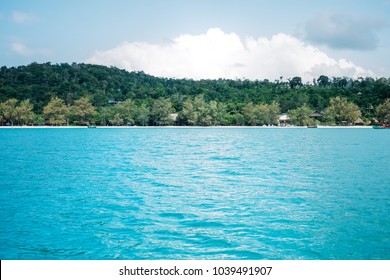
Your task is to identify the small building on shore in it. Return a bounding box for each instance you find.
[309,112,323,120]
[279,114,290,126]
[354,118,365,126]
[169,113,179,125]
[169,113,178,122]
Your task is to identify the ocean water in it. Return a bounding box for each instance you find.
[0,127,389,260]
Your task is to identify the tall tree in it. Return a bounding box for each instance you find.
[109,113,124,126]
[0,98,18,125]
[256,104,270,125]
[288,104,313,126]
[376,98,390,124]
[317,75,330,87]
[150,98,174,126]
[15,99,35,125]
[180,98,197,125]
[116,99,135,125]
[289,76,303,89]
[242,102,280,126]
[208,100,228,126]
[43,97,69,125]
[134,104,150,126]
[242,102,257,125]
[70,97,96,125]
[323,97,361,125]
[193,95,209,126]
[266,101,281,125]
[96,106,115,126]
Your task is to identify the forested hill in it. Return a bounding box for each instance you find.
[0,62,390,126]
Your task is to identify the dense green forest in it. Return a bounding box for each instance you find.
[0,62,389,126]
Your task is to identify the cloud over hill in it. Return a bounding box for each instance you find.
[86,28,373,81]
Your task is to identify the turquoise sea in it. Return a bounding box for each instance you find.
[0,127,389,260]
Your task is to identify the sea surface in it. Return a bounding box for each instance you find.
[0,127,389,260]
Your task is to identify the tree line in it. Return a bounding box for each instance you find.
[2,94,389,126]
[0,63,389,126]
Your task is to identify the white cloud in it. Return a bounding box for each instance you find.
[11,42,53,57]
[11,11,37,23]
[86,28,374,81]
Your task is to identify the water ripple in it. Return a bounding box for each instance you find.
[0,128,389,259]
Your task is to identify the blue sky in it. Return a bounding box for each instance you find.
[1,0,389,80]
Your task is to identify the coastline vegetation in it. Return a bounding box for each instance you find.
[1,62,389,126]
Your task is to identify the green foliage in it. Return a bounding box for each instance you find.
[317,75,330,88]
[179,95,229,126]
[1,63,390,126]
[70,97,96,125]
[15,99,35,125]
[288,104,314,126]
[0,98,35,125]
[0,98,18,125]
[133,104,150,126]
[150,98,174,126]
[180,98,197,125]
[109,113,124,126]
[265,101,281,126]
[117,99,135,125]
[289,76,303,89]
[376,99,390,124]
[243,102,280,126]
[323,97,362,125]
[43,97,69,125]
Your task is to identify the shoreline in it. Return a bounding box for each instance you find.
[0,125,373,129]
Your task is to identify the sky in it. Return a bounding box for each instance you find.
[1,0,389,81]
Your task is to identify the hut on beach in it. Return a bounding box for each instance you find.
[279,114,290,126]
[354,118,365,126]
[309,112,323,120]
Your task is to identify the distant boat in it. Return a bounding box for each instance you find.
[87,125,97,128]
[372,124,390,129]
[307,125,317,128]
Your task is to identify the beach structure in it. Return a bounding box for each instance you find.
[309,112,323,121]
[354,118,365,126]
[278,114,290,126]
[169,113,178,122]
[107,99,123,105]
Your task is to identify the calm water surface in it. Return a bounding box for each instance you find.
[0,128,389,259]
